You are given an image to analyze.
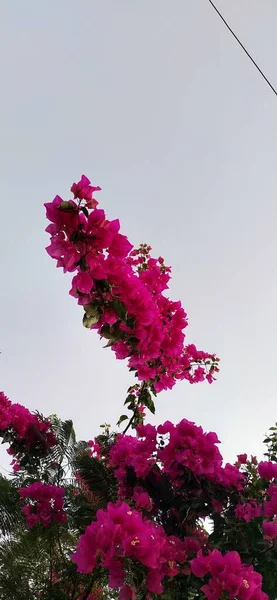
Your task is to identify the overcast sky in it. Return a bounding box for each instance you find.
[0,1,276,472]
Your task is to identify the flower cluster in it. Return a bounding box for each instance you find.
[72,501,187,595]
[108,425,157,487]
[0,391,56,470]
[233,461,277,538]
[235,500,262,523]
[19,482,66,528]
[191,549,268,600]
[109,419,244,495]
[45,175,219,397]
[263,482,277,518]
[262,519,277,540]
[258,461,277,480]
[156,420,244,488]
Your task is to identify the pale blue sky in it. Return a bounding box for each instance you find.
[0,1,276,471]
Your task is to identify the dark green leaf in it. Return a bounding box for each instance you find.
[81,206,89,218]
[124,394,136,406]
[117,415,128,426]
[141,389,155,414]
[111,299,126,321]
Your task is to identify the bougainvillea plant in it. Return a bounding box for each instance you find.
[0,175,277,600]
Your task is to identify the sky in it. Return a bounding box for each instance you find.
[0,0,276,472]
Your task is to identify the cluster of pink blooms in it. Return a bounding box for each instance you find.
[88,438,101,458]
[228,459,277,541]
[109,419,244,494]
[0,391,56,469]
[232,461,277,528]
[258,461,277,480]
[235,500,262,523]
[19,482,66,528]
[263,481,277,518]
[191,549,268,600]
[45,175,219,394]
[262,518,277,540]
[156,419,244,489]
[109,424,157,486]
[72,500,188,595]
[253,462,277,535]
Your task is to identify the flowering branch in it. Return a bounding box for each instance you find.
[45,175,219,421]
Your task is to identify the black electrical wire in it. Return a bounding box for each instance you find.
[207,0,277,97]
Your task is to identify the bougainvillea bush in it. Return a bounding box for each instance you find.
[0,176,277,600]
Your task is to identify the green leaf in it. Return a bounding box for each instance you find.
[100,325,114,340]
[78,256,88,272]
[0,475,23,536]
[126,316,136,330]
[111,299,126,321]
[70,230,85,243]
[124,394,136,406]
[74,453,117,503]
[147,398,156,414]
[117,415,128,426]
[141,390,155,414]
[82,304,101,328]
[62,420,76,445]
[103,339,117,348]
[81,206,89,218]
[59,201,74,211]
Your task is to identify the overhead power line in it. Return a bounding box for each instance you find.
[207,0,277,97]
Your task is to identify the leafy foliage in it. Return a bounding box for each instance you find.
[0,417,115,600]
[0,474,23,536]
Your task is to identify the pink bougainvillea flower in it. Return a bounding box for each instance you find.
[133,487,152,511]
[258,461,277,480]
[0,391,56,469]
[71,174,101,206]
[19,483,66,528]
[237,454,248,464]
[70,272,94,295]
[263,520,277,540]
[191,550,267,600]
[235,500,262,523]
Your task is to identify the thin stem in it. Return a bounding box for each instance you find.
[122,408,138,435]
[123,381,147,435]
